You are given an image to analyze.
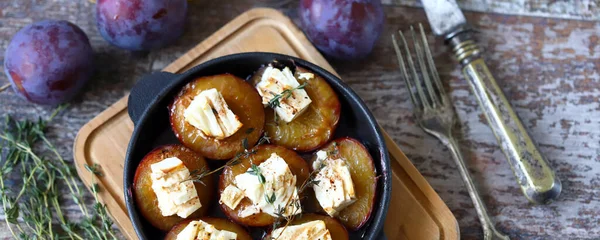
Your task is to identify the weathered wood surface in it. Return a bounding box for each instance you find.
[385,0,600,21]
[0,1,598,239]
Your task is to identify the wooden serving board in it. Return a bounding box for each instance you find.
[73,8,458,240]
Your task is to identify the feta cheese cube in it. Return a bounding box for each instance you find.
[256,66,312,122]
[184,88,243,140]
[271,220,332,240]
[176,221,200,240]
[238,205,260,218]
[233,153,301,217]
[219,185,245,210]
[176,220,238,240]
[312,150,356,217]
[297,72,314,81]
[150,157,201,218]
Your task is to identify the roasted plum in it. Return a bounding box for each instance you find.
[265,213,349,240]
[169,74,265,160]
[164,217,252,240]
[133,144,215,231]
[96,0,187,50]
[219,145,310,227]
[4,20,93,105]
[251,66,340,152]
[310,138,377,230]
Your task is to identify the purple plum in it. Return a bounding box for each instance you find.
[4,20,94,105]
[96,0,188,51]
[299,0,385,60]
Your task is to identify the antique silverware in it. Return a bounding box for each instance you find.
[392,24,510,240]
[420,0,561,204]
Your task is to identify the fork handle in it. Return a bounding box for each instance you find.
[447,28,561,204]
[445,137,509,240]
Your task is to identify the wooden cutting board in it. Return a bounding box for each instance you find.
[73,8,459,240]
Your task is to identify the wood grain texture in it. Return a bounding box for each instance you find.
[384,0,600,21]
[0,1,598,239]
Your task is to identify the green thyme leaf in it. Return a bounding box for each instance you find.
[84,163,103,177]
[91,183,101,193]
[6,204,19,224]
[248,164,266,184]
[265,192,276,204]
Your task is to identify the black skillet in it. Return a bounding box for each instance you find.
[124,52,391,240]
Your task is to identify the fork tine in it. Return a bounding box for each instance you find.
[391,33,419,108]
[418,23,447,106]
[411,26,440,108]
[398,29,431,109]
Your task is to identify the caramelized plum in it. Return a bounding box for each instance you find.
[164,217,252,240]
[251,66,340,152]
[311,138,377,230]
[133,145,215,231]
[169,74,265,160]
[219,145,310,227]
[265,213,349,240]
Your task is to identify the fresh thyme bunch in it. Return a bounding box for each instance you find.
[0,106,118,240]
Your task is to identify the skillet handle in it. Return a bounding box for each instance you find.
[127,72,177,125]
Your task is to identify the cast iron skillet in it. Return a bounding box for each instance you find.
[124,52,391,240]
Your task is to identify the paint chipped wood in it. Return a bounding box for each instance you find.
[383,0,600,21]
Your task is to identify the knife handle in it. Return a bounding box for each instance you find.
[447,29,561,204]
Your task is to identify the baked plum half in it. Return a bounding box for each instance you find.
[250,65,340,152]
[219,145,310,227]
[169,74,265,160]
[164,217,252,240]
[265,213,349,240]
[310,138,377,230]
[133,145,215,231]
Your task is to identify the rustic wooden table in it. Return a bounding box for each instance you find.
[1,1,598,239]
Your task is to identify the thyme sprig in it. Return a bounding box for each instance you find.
[185,134,271,184]
[247,164,266,184]
[267,82,307,109]
[0,106,118,240]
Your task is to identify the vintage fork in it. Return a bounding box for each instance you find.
[392,24,510,240]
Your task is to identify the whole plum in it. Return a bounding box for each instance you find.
[96,0,187,51]
[4,20,94,105]
[299,0,384,60]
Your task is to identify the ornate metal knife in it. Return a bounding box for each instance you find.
[421,0,561,204]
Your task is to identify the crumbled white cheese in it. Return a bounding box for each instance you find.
[219,185,245,210]
[233,153,301,217]
[297,72,314,81]
[176,220,238,240]
[238,205,260,218]
[150,157,201,218]
[271,220,332,240]
[312,150,356,216]
[256,66,312,122]
[183,88,243,140]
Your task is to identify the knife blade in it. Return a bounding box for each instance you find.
[420,0,562,205]
[421,0,466,36]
